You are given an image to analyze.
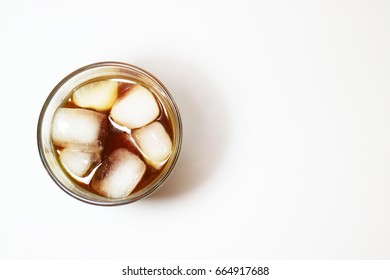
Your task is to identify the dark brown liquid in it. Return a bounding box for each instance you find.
[56,79,174,196]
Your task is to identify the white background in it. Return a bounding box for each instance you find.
[0,0,389,259]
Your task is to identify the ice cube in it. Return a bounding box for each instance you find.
[133,121,172,169]
[110,85,160,129]
[51,108,105,150]
[73,80,118,111]
[91,148,146,198]
[60,148,100,178]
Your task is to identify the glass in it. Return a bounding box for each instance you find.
[37,62,182,206]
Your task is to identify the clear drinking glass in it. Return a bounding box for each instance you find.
[37,62,182,206]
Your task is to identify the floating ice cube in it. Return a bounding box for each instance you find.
[51,108,105,150]
[91,149,146,198]
[60,149,100,178]
[133,121,172,169]
[73,80,118,111]
[110,85,160,129]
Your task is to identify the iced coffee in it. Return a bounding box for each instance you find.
[38,62,182,205]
